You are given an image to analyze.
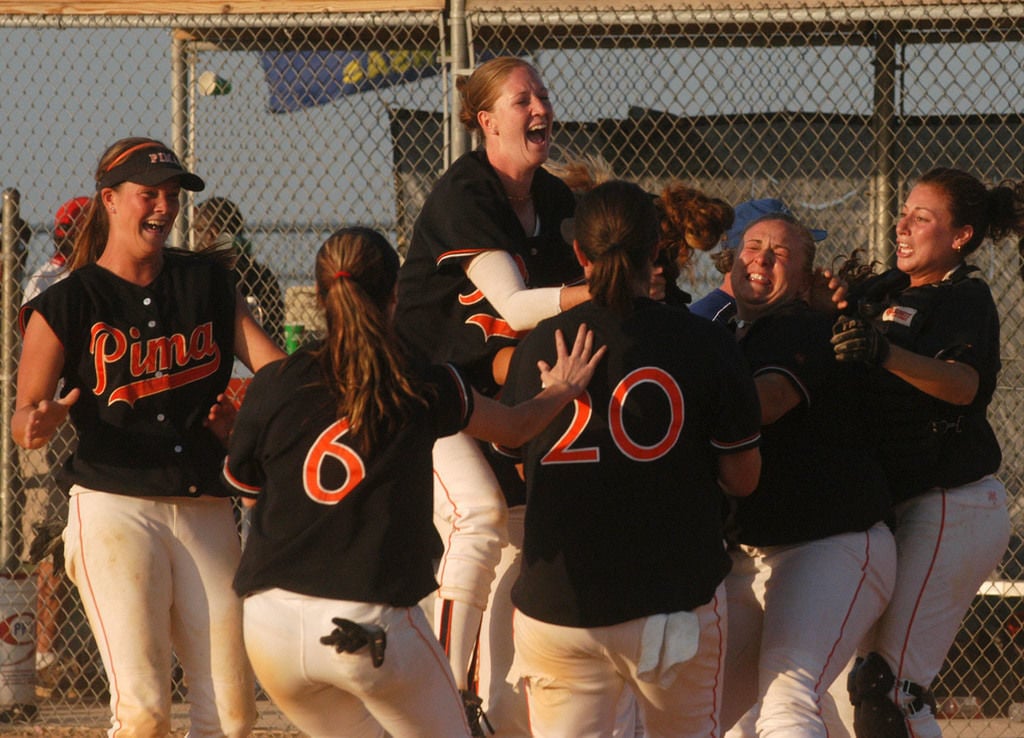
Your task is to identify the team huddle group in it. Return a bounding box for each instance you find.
[10,54,1024,738]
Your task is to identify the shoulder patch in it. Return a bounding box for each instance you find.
[882,304,917,327]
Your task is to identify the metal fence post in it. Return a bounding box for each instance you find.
[0,189,21,566]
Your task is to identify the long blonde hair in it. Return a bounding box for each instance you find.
[313,227,428,454]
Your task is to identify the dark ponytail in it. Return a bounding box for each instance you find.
[574,180,660,315]
[313,227,428,454]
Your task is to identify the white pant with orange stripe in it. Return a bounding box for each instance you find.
[244,590,472,738]
[723,522,897,738]
[511,584,727,738]
[429,431,508,695]
[861,476,1010,738]
[64,487,256,738]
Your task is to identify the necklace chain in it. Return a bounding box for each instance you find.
[506,192,532,203]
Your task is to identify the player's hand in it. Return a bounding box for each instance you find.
[810,267,849,313]
[831,315,890,367]
[538,324,607,396]
[21,388,79,449]
[205,393,238,447]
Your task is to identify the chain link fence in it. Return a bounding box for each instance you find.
[1,2,1024,733]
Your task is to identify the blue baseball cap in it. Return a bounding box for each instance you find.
[724,198,827,250]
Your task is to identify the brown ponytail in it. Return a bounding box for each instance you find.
[574,180,660,315]
[313,227,428,454]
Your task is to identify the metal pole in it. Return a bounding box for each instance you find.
[449,0,469,164]
[171,32,189,249]
[0,190,24,565]
[870,33,897,267]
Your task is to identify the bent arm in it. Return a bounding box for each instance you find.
[464,250,589,331]
[718,447,761,497]
[233,290,286,373]
[754,372,802,425]
[13,313,73,449]
[464,325,605,447]
[466,385,576,449]
[882,343,979,406]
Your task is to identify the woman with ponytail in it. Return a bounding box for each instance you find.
[831,168,1024,738]
[12,136,283,737]
[224,227,603,738]
[500,180,762,737]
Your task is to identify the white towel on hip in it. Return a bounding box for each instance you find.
[635,610,700,688]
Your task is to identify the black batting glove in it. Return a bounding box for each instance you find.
[831,315,890,367]
[460,690,495,737]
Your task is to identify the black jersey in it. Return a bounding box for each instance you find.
[394,150,579,397]
[226,346,474,607]
[502,299,761,628]
[732,301,890,547]
[869,265,1002,501]
[20,250,236,498]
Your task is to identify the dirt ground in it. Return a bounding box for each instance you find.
[0,719,305,737]
[0,731,302,737]
[0,700,305,737]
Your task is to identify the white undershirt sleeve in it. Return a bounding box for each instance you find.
[463,249,562,331]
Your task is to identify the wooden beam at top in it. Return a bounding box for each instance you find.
[0,1,445,14]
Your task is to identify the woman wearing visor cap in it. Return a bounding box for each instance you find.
[12,136,283,737]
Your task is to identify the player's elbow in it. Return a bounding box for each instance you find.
[718,448,761,497]
[500,309,538,333]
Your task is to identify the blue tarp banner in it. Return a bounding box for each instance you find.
[260,50,440,113]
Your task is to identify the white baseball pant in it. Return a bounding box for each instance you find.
[431,431,508,690]
[244,589,471,738]
[723,522,897,738]
[510,584,727,738]
[453,500,641,737]
[64,487,256,738]
[860,476,1010,738]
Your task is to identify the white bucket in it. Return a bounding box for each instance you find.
[0,572,36,705]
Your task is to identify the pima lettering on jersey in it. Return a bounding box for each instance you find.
[90,321,220,406]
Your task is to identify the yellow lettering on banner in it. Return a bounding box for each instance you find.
[342,51,435,87]
[391,50,412,74]
[366,51,389,80]
[343,58,365,85]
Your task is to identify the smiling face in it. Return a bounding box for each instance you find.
[730,217,813,320]
[895,182,972,287]
[477,65,554,177]
[104,179,181,255]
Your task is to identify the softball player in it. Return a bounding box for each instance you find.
[13,137,283,738]
[502,180,762,738]
[831,168,1023,738]
[394,56,589,735]
[720,213,897,738]
[224,227,603,738]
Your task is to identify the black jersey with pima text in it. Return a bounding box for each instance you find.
[19,249,236,498]
[394,150,580,398]
[502,299,761,628]
[731,301,890,547]
[226,345,474,606]
[868,264,1001,502]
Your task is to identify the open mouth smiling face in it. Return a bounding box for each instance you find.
[730,218,813,317]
